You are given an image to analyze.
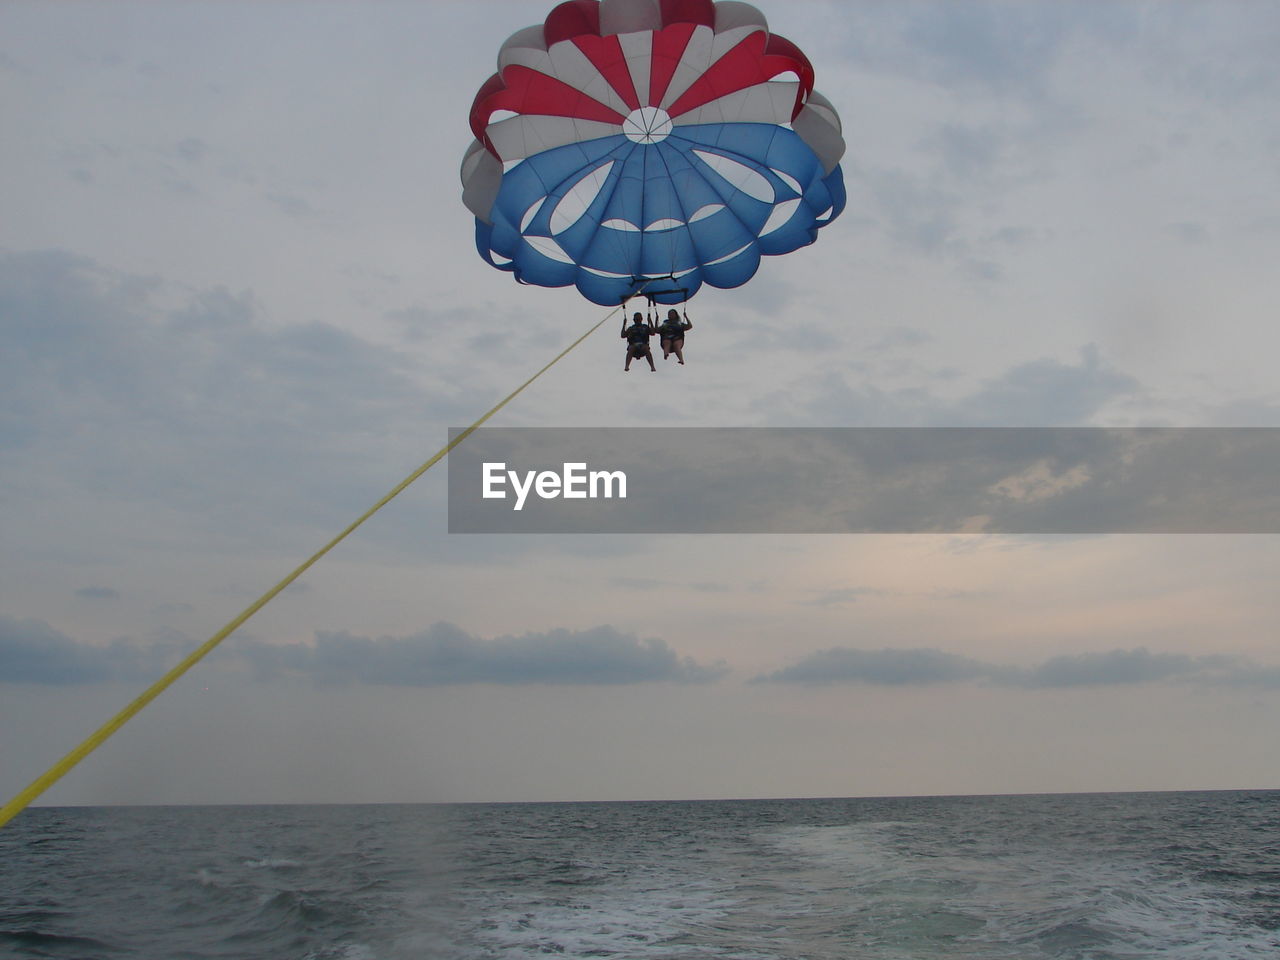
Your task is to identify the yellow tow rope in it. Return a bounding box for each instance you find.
[0,307,620,828]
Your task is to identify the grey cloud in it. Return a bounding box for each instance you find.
[267,192,319,219]
[0,250,496,543]
[838,2,1134,100]
[931,124,1002,183]
[1138,4,1280,106]
[725,269,797,322]
[75,587,120,601]
[901,3,1072,96]
[948,346,1140,427]
[1015,648,1204,688]
[783,344,1140,427]
[386,305,433,343]
[606,577,731,595]
[1164,222,1209,245]
[161,176,199,197]
[0,49,27,75]
[59,142,119,172]
[986,226,1040,248]
[1240,665,1280,688]
[607,577,664,592]
[5,613,1274,693]
[1,616,727,688]
[963,259,1002,282]
[867,328,933,354]
[805,588,887,608]
[1204,398,1280,428]
[727,312,843,354]
[390,301,562,360]
[173,137,208,164]
[465,330,508,353]
[865,168,961,256]
[0,616,110,684]
[754,647,989,686]
[755,646,1279,690]
[238,623,728,687]
[152,602,195,615]
[0,615,180,685]
[1248,215,1280,237]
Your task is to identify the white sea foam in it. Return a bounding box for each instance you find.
[6,795,1277,960]
[243,856,303,869]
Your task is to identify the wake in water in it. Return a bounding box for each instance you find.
[1,792,1277,959]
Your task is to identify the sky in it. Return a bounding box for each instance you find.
[3,0,1280,807]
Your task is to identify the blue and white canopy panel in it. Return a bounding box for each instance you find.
[461,0,846,306]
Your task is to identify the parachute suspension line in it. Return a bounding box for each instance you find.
[0,306,621,830]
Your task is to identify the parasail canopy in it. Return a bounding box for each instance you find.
[461,0,847,305]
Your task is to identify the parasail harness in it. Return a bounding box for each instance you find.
[622,275,692,330]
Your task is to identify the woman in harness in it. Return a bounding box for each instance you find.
[657,309,693,364]
[622,312,656,372]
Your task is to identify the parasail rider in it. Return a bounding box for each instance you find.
[657,309,692,365]
[622,311,657,372]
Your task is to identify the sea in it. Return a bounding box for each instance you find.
[1,792,1277,959]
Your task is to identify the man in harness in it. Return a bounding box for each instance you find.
[622,311,656,372]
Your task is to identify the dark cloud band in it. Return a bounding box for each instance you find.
[0,616,726,688]
[753,646,1279,689]
[239,623,727,687]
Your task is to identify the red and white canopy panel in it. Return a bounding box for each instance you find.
[461,0,846,305]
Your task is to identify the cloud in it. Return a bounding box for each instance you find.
[723,311,843,355]
[606,577,733,595]
[804,587,888,607]
[608,577,664,592]
[239,623,728,687]
[868,328,934,354]
[754,646,1280,690]
[0,615,180,685]
[74,587,120,601]
[0,250,495,543]
[753,647,989,686]
[931,123,1002,182]
[266,192,319,219]
[0,616,109,684]
[1164,221,1209,245]
[834,2,1140,104]
[761,345,1141,428]
[863,167,962,257]
[4,612,1278,697]
[1205,398,1280,428]
[172,137,208,164]
[689,581,731,594]
[899,3,1075,96]
[1,615,728,688]
[1015,648,1207,688]
[152,602,195,615]
[946,346,1141,427]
